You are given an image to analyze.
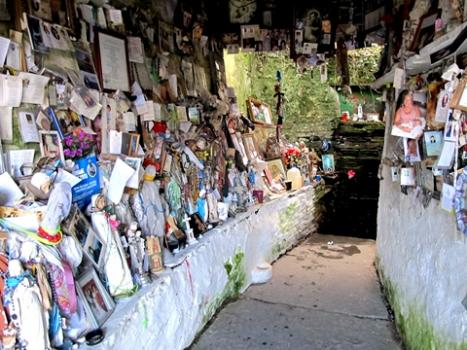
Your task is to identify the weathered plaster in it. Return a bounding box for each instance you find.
[377,165,467,349]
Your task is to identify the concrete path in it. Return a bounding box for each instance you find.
[192,234,402,350]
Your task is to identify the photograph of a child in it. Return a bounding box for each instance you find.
[424,131,443,157]
[392,90,426,139]
[403,138,421,162]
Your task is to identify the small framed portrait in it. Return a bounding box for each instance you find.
[322,154,335,173]
[247,97,273,126]
[266,158,286,181]
[403,138,421,163]
[39,130,64,163]
[63,205,105,270]
[242,133,260,161]
[78,269,115,326]
[424,131,443,157]
[187,107,201,125]
[94,30,130,92]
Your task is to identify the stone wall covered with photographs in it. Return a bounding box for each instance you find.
[374,1,467,348]
[0,0,327,348]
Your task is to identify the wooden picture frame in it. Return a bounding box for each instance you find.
[247,97,273,126]
[94,30,130,92]
[450,79,467,112]
[78,268,115,326]
[242,133,260,161]
[409,10,438,52]
[266,158,286,181]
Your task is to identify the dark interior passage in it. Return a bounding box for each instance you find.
[318,121,385,239]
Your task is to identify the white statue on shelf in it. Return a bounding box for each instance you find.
[131,166,168,237]
[182,213,197,245]
[126,222,150,286]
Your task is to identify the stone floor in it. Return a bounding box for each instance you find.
[191,234,402,350]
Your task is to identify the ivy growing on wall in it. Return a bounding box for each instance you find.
[224,51,340,140]
[224,46,382,141]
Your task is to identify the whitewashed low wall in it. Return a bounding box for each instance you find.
[83,185,319,350]
[377,165,467,349]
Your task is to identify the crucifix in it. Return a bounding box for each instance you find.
[183,213,197,245]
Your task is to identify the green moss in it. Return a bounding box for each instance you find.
[278,202,299,234]
[202,250,246,324]
[377,261,467,350]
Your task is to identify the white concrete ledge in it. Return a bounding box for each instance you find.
[82,185,319,350]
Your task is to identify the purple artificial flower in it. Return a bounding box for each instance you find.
[78,130,85,141]
[80,142,89,150]
[76,149,83,157]
[69,149,76,158]
[64,149,71,157]
[64,136,73,147]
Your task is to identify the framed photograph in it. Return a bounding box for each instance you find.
[403,138,421,163]
[187,107,201,125]
[63,205,105,270]
[247,98,273,126]
[322,154,335,173]
[39,130,64,163]
[78,269,115,326]
[158,21,175,53]
[95,30,130,92]
[27,0,52,21]
[76,284,98,329]
[75,46,101,91]
[450,79,467,112]
[424,131,443,157]
[409,10,438,52]
[266,158,286,181]
[242,133,259,161]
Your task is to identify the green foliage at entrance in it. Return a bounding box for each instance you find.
[328,45,383,86]
[377,261,467,350]
[224,51,340,140]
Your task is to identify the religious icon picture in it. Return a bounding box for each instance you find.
[266,158,286,181]
[187,107,201,125]
[39,130,65,163]
[322,154,335,173]
[242,133,259,161]
[403,138,421,163]
[424,131,443,157]
[392,90,426,139]
[78,268,115,326]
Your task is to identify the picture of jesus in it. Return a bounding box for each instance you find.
[392,90,426,139]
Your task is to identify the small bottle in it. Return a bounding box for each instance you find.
[357,103,363,120]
